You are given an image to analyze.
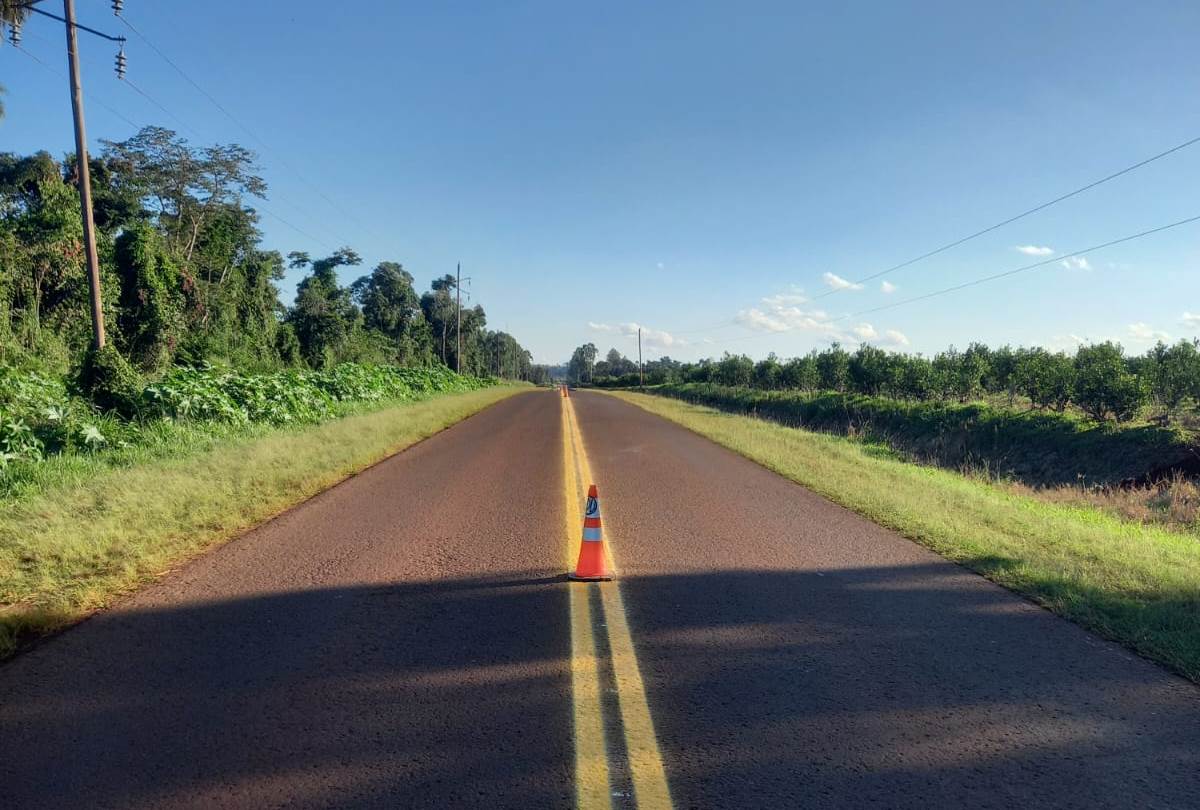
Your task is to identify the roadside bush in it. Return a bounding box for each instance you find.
[78,345,144,418]
[0,361,491,481]
[142,363,490,426]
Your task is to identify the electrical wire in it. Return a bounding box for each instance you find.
[14,42,141,130]
[13,41,336,249]
[706,212,1200,347]
[811,133,1200,301]
[835,213,1200,322]
[115,13,382,245]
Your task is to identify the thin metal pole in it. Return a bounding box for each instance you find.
[64,0,106,349]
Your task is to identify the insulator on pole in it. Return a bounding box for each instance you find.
[115,45,127,79]
[112,0,124,15]
[8,19,21,46]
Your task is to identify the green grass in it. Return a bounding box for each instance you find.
[609,390,1200,682]
[0,385,525,657]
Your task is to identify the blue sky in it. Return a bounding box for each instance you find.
[3,0,1199,364]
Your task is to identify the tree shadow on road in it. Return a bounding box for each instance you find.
[0,563,1197,808]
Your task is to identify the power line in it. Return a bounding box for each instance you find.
[13,40,335,250]
[835,213,1200,322]
[14,42,141,130]
[811,133,1200,301]
[19,14,365,251]
[115,13,382,245]
[706,211,1200,348]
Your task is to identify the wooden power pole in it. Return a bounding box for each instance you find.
[638,327,644,388]
[455,262,461,374]
[64,0,107,349]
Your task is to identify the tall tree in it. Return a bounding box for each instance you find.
[285,248,362,368]
[420,274,458,366]
[351,261,432,366]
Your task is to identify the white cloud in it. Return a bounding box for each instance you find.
[587,321,686,349]
[735,301,839,336]
[761,291,809,307]
[735,307,795,333]
[1060,256,1091,271]
[880,280,897,294]
[1046,333,1091,352]
[736,292,910,352]
[822,272,863,291]
[851,323,878,340]
[1016,245,1054,256]
[1127,322,1169,342]
[1182,312,1200,328]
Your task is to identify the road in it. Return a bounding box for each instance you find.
[1,389,1198,808]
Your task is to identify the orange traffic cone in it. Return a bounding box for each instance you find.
[569,484,612,581]
[562,384,569,398]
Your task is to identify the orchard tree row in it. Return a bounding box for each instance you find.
[575,340,1200,424]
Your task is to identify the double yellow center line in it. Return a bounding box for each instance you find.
[560,393,672,810]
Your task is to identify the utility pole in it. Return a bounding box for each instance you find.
[638,327,644,388]
[455,262,461,374]
[64,0,105,348]
[11,1,128,350]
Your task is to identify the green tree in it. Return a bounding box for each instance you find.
[894,354,935,400]
[987,345,1020,403]
[848,344,890,396]
[781,355,818,390]
[420,274,460,366]
[351,261,432,366]
[0,152,89,355]
[816,344,850,391]
[286,248,362,368]
[753,354,782,389]
[715,353,754,387]
[1073,342,1146,422]
[1013,348,1074,411]
[568,343,598,383]
[113,223,184,372]
[100,127,266,264]
[1145,339,1200,422]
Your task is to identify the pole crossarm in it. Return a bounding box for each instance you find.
[18,2,126,42]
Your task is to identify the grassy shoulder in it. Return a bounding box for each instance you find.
[0,385,525,657]
[608,390,1200,683]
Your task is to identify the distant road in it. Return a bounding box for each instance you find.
[1,390,1198,808]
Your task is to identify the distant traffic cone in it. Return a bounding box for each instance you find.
[569,484,612,581]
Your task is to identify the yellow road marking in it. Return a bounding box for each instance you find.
[562,400,612,810]
[564,394,674,810]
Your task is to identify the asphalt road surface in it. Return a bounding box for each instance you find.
[1,389,1198,808]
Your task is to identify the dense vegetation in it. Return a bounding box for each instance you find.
[572,339,1200,426]
[0,128,551,490]
[642,383,1195,488]
[1,128,548,381]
